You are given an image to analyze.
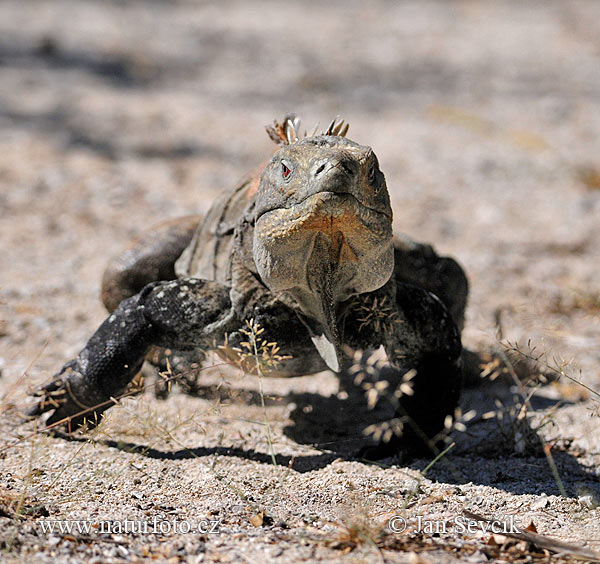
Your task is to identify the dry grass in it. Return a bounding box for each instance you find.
[2,304,600,563]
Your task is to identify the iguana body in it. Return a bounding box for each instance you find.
[28,117,468,458]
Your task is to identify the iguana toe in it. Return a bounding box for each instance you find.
[26,361,109,431]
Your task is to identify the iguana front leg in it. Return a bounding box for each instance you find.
[386,283,462,452]
[27,278,232,429]
[346,280,462,459]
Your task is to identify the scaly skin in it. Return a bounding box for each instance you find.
[26,117,468,458]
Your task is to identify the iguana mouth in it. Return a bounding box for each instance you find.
[253,190,393,294]
[255,190,392,223]
[254,191,392,241]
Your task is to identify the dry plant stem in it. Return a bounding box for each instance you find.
[5,363,227,455]
[0,341,48,410]
[366,540,385,564]
[463,510,600,561]
[377,385,465,482]
[421,441,455,477]
[505,342,600,402]
[119,401,263,514]
[42,431,97,494]
[15,354,289,521]
[542,443,567,498]
[496,343,568,496]
[250,324,278,467]
[115,402,209,458]
[5,395,128,453]
[5,432,37,552]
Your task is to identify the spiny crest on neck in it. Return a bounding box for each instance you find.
[265,115,350,146]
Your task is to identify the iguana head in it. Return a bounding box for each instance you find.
[253,118,394,371]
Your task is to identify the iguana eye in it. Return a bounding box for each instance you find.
[281,162,292,179]
[367,165,376,185]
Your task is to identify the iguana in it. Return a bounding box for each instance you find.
[26,116,468,459]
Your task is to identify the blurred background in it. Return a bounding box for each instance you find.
[1,0,599,384]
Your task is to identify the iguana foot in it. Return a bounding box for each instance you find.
[26,360,115,430]
[26,278,232,430]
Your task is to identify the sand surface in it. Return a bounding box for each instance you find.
[1,1,600,562]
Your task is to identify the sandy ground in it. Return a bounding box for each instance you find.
[1,1,600,562]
